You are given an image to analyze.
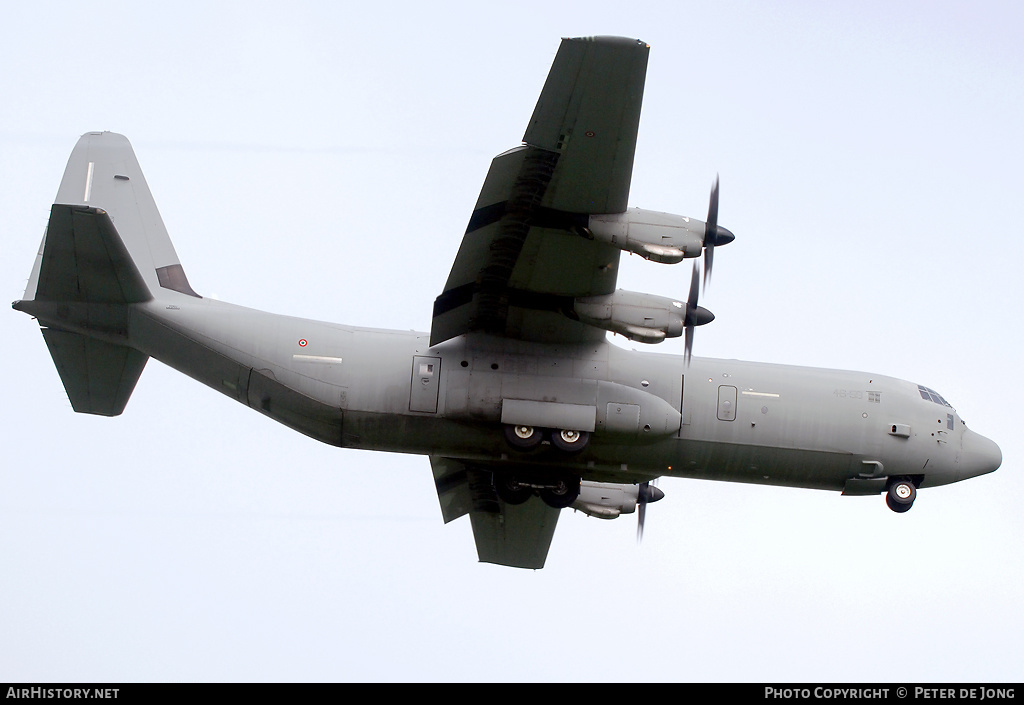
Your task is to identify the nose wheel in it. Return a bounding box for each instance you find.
[886,479,917,513]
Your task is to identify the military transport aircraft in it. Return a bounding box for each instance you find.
[13,36,1002,569]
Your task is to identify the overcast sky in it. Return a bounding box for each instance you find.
[2,1,1022,683]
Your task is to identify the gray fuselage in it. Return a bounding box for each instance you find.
[121,293,999,495]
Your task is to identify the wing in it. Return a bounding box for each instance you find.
[430,457,560,570]
[431,36,649,346]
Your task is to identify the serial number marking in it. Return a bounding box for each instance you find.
[834,390,882,403]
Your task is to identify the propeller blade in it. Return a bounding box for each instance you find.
[688,260,701,309]
[636,480,665,543]
[684,263,700,366]
[704,242,715,288]
[704,175,719,288]
[706,175,719,232]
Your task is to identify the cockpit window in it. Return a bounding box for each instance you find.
[918,384,953,409]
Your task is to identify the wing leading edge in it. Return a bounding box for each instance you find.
[431,37,649,346]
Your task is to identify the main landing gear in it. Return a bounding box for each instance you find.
[493,470,581,509]
[885,478,917,513]
[502,424,590,453]
[496,424,587,508]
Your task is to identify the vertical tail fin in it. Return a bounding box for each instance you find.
[24,131,200,302]
[15,132,199,415]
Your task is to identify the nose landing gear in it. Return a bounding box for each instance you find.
[886,478,917,513]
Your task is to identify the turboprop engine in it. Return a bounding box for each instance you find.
[572,481,665,539]
[581,178,735,289]
[573,272,714,349]
[574,290,692,343]
[584,208,706,264]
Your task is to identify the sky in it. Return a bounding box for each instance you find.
[2,0,1022,683]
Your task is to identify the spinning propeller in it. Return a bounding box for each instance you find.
[703,175,735,288]
[636,480,665,543]
[682,176,733,365]
[683,262,715,366]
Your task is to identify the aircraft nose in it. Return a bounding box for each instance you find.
[960,429,1002,480]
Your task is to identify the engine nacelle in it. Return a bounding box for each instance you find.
[573,289,685,344]
[586,208,706,264]
[572,481,641,519]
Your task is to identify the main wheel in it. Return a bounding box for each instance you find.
[886,479,916,513]
[493,473,532,505]
[539,476,581,509]
[550,429,590,453]
[504,424,543,451]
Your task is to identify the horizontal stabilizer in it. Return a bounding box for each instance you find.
[35,205,152,304]
[40,328,148,416]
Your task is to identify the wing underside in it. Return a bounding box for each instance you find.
[430,456,560,570]
[431,37,649,346]
[426,37,652,567]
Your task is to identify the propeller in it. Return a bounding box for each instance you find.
[636,480,665,543]
[703,175,735,288]
[683,262,715,366]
